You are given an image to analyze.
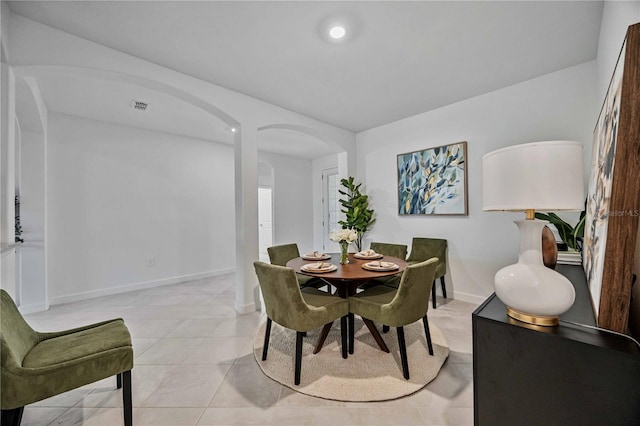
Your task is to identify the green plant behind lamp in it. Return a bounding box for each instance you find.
[535,202,586,251]
[338,176,375,251]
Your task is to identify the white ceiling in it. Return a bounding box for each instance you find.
[7,1,603,157]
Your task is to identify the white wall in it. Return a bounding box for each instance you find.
[596,1,640,102]
[1,1,10,61]
[19,129,46,311]
[356,62,598,304]
[258,151,314,254]
[0,61,17,299]
[6,13,354,310]
[47,113,237,303]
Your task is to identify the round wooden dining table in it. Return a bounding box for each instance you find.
[286,252,407,354]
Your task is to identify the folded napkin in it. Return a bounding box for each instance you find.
[358,249,378,256]
[370,261,396,268]
[310,262,332,269]
[305,251,327,258]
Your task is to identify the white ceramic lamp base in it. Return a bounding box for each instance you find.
[494,219,575,326]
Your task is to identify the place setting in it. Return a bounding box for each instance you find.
[353,249,383,259]
[302,250,331,260]
[300,261,337,273]
[361,260,400,271]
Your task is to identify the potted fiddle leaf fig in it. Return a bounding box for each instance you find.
[338,176,375,251]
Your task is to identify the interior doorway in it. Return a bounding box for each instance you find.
[322,168,340,251]
[258,187,273,263]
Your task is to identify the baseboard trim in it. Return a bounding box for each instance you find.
[452,290,488,306]
[234,300,257,314]
[50,268,235,306]
[19,302,49,315]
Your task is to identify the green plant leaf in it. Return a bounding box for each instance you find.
[335,176,375,250]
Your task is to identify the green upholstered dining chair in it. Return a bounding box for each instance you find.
[348,258,438,380]
[267,243,329,292]
[254,261,349,385]
[362,242,409,289]
[369,242,408,260]
[0,290,133,426]
[407,238,448,308]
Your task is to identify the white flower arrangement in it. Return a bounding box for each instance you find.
[329,228,358,243]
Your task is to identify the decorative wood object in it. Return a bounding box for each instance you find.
[541,226,558,269]
[584,23,640,333]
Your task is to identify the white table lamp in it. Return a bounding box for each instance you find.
[483,141,584,326]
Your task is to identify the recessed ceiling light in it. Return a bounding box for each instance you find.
[329,26,346,39]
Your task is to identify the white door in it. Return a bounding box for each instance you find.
[258,187,273,262]
[322,169,340,251]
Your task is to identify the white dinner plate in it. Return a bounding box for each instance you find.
[362,261,399,272]
[301,263,337,273]
[302,253,331,260]
[354,252,384,259]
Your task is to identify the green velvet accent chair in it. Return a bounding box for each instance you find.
[267,243,329,292]
[254,261,349,385]
[369,242,408,260]
[407,237,448,308]
[348,258,438,380]
[362,242,408,289]
[0,290,133,426]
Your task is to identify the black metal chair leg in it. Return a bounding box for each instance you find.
[116,372,122,389]
[122,370,132,426]
[340,315,348,359]
[348,313,355,354]
[422,315,434,355]
[294,331,304,385]
[440,276,447,299]
[432,280,437,309]
[262,317,272,361]
[1,407,24,426]
[382,325,390,333]
[397,326,410,380]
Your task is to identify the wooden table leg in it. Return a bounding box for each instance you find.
[313,322,333,354]
[362,318,390,353]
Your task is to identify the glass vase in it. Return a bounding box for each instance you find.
[339,241,349,265]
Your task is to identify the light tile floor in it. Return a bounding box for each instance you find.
[21,274,477,425]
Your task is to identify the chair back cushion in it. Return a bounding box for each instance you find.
[407,238,447,278]
[267,243,300,267]
[254,261,316,330]
[385,258,439,326]
[1,290,40,371]
[369,242,408,260]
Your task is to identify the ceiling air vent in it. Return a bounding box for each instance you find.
[130,100,149,111]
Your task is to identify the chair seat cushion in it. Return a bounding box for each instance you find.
[360,275,401,290]
[296,288,349,332]
[297,274,327,289]
[349,286,417,327]
[23,320,132,368]
[351,285,397,306]
[3,319,134,409]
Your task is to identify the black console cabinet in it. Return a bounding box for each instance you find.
[473,265,640,425]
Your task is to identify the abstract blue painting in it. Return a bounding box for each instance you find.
[397,141,468,215]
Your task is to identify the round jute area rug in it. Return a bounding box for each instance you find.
[253,317,449,402]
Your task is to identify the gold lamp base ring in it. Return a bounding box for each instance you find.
[507,307,559,327]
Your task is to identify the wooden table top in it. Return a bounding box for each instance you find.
[286,253,407,282]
